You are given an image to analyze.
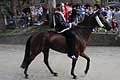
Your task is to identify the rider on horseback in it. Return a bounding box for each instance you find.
[54,3,77,59]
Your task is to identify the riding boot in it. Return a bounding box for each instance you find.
[67,38,77,59]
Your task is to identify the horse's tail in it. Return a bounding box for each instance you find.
[21,36,32,69]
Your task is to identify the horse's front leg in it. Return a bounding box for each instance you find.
[71,59,78,79]
[80,53,90,74]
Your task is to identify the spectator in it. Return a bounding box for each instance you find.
[113,8,120,36]
[80,5,85,15]
[106,7,113,24]
[64,2,70,22]
[37,5,43,21]
[92,4,101,32]
[84,3,92,16]
[111,17,118,31]
[79,5,86,22]
[69,5,77,23]
[101,7,107,19]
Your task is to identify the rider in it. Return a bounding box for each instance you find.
[93,4,101,13]
[54,3,77,59]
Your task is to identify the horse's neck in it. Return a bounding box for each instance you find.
[76,26,93,42]
[76,16,94,41]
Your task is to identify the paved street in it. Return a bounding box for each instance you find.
[0,44,120,80]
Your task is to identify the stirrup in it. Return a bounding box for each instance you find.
[68,55,78,60]
[71,55,78,59]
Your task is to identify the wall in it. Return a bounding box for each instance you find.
[88,33,120,46]
[0,32,120,46]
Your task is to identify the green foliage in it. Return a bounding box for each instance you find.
[0,29,21,36]
[98,27,105,32]
[0,0,11,15]
[94,0,100,4]
[0,0,31,16]
[20,0,30,4]
[40,0,46,3]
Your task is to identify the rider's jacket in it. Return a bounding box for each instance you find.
[54,11,72,33]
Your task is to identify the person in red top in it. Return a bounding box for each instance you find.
[64,2,69,22]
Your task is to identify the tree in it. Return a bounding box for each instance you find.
[0,0,11,30]
[95,0,100,4]
[11,0,17,16]
[48,0,56,27]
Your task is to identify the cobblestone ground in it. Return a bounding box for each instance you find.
[0,44,120,80]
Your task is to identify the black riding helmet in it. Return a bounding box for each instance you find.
[56,3,64,8]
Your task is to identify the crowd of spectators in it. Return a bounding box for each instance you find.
[5,4,48,29]
[54,2,120,33]
[5,2,120,34]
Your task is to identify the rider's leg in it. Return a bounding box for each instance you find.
[62,31,77,59]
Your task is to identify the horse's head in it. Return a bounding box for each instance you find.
[78,10,111,31]
[92,10,112,31]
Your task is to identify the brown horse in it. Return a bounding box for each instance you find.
[21,11,111,79]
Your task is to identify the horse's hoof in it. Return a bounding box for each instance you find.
[25,74,29,79]
[21,64,26,69]
[25,76,28,79]
[73,75,77,79]
[84,70,88,74]
[21,65,25,69]
[53,72,58,77]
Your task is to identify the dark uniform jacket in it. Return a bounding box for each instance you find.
[54,11,71,33]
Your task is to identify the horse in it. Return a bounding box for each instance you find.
[20,10,111,79]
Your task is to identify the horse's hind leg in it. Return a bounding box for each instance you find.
[24,61,30,78]
[24,51,40,78]
[80,53,90,74]
[43,49,58,76]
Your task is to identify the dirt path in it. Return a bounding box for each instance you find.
[0,44,120,80]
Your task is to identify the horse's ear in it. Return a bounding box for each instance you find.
[92,10,100,17]
[95,10,101,15]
